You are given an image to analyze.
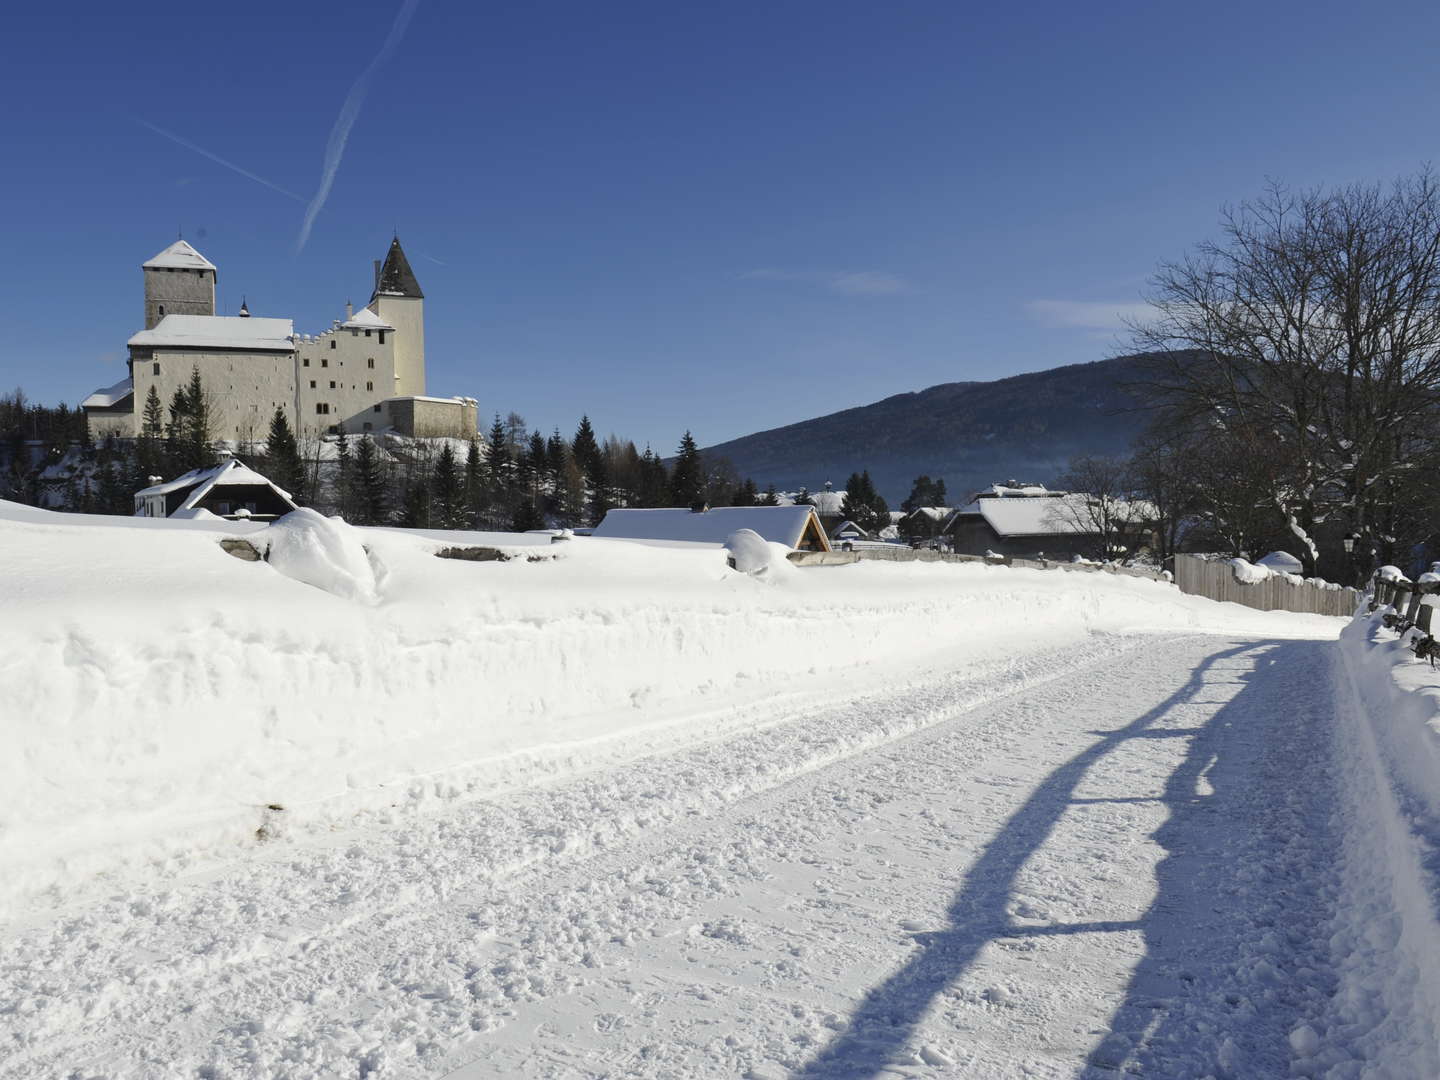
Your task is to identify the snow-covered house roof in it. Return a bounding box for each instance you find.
[593,506,831,551]
[136,458,296,515]
[947,493,1154,537]
[341,306,395,331]
[972,482,1059,499]
[142,240,216,271]
[128,315,294,351]
[828,518,870,539]
[81,376,134,409]
[1257,550,1304,574]
[903,506,952,523]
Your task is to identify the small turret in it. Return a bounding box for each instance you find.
[238,296,250,318]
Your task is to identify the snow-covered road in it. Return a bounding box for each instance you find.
[2,630,1355,1079]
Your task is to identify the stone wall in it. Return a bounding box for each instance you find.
[144,267,214,330]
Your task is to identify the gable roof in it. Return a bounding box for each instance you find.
[593,506,828,550]
[82,376,134,410]
[342,306,395,330]
[143,240,216,271]
[371,237,424,300]
[136,458,297,513]
[948,492,1153,537]
[129,314,294,351]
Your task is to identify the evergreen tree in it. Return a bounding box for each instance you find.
[511,496,545,533]
[181,366,214,471]
[668,431,705,509]
[484,413,513,527]
[572,415,601,478]
[736,477,760,507]
[794,486,812,506]
[265,408,306,503]
[353,435,387,525]
[635,446,669,507]
[399,476,430,528]
[464,437,483,525]
[841,469,889,531]
[760,483,781,506]
[334,430,351,519]
[431,441,463,528]
[586,450,612,526]
[137,386,165,482]
[902,475,947,513]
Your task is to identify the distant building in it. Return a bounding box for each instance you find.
[942,483,1154,559]
[134,458,298,521]
[593,506,832,552]
[83,237,476,443]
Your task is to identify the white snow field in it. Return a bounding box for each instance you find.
[1,500,1437,1078]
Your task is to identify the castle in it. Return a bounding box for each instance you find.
[82,237,477,442]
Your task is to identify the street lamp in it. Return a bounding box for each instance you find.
[1343,532,1358,554]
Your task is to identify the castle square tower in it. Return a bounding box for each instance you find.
[368,237,426,398]
[142,240,216,330]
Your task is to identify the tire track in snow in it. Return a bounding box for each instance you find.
[0,633,1346,1078]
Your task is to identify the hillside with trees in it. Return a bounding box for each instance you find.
[697,354,1166,503]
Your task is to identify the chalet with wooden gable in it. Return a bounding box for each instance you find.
[134,458,298,521]
[593,505,832,552]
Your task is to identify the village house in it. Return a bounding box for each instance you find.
[942,482,1154,560]
[134,457,298,521]
[592,505,832,552]
[82,237,477,444]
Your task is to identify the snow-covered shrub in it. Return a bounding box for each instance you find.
[263,508,385,604]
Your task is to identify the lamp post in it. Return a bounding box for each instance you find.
[1343,532,1362,587]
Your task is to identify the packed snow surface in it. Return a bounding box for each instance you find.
[3,501,1437,1077]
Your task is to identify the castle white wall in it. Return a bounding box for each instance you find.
[372,295,425,398]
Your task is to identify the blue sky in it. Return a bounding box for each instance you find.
[4,0,1440,452]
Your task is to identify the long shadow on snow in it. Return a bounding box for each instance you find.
[794,639,1303,1079]
[1080,639,1337,1077]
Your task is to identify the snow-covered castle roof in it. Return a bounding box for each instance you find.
[142,240,217,272]
[128,314,294,351]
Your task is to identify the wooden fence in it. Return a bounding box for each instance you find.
[1172,554,1358,617]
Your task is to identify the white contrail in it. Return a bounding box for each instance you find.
[133,117,306,203]
[295,0,423,253]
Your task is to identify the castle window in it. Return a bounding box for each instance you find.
[363,422,372,432]
[329,381,336,389]
[373,404,382,413]
[367,358,375,369]
[153,363,160,375]
[309,380,316,389]
[322,358,328,368]
[303,358,310,367]
[158,305,165,317]
[366,381,373,391]
[330,341,336,350]
[378,332,386,345]
[328,425,338,436]
[364,329,372,338]
[316,403,330,415]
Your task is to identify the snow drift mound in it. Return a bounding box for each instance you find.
[725,528,794,580]
[263,509,385,604]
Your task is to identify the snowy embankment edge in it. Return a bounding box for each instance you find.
[1328,615,1440,1074]
[0,506,1336,922]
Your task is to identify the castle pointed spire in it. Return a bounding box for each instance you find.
[370,236,424,301]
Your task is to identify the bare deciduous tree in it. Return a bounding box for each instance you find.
[1132,170,1440,574]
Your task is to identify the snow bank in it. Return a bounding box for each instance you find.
[1329,613,1440,1076]
[0,500,1339,920]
